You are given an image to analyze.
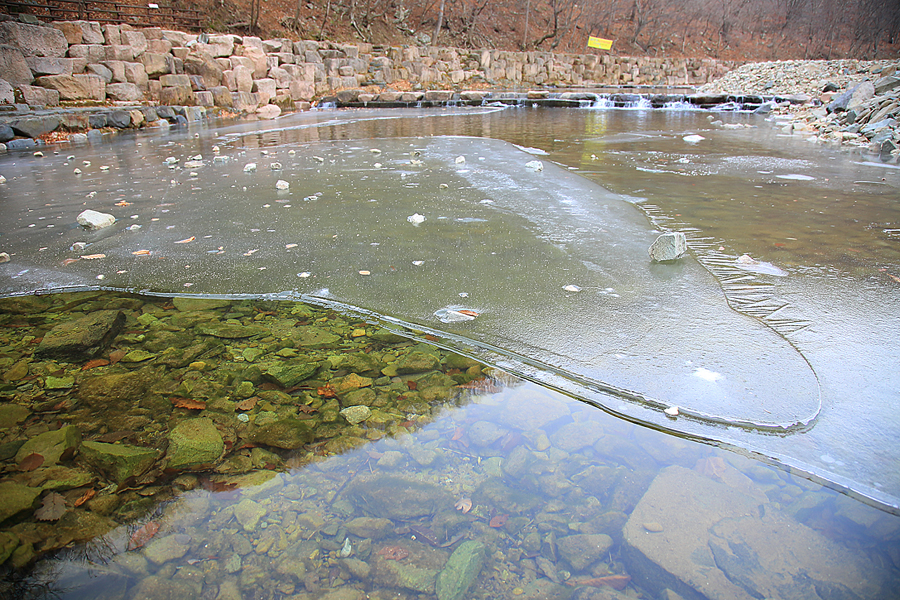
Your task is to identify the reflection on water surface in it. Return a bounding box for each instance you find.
[0,291,897,599]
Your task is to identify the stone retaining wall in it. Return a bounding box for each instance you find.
[0,17,736,113]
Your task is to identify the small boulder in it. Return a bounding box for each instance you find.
[0,482,42,523]
[79,441,158,484]
[15,425,81,467]
[557,533,613,571]
[395,351,441,374]
[36,309,125,359]
[76,209,116,230]
[166,418,224,470]
[648,232,687,262]
[436,541,486,600]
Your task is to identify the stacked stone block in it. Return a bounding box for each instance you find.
[0,19,736,113]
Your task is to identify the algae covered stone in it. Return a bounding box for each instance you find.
[436,540,486,600]
[35,310,125,359]
[234,498,266,531]
[245,415,315,449]
[15,425,81,466]
[166,418,224,469]
[79,440,158,484]
[395,351,441,374]
[259,359,320,388]
[0,481,42,522]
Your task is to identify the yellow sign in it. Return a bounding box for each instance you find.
[588,36,613,50]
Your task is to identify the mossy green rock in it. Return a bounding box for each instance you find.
[35,310,125,359]
[292,326,341,349]
[259,359,320,388]
[0,532,19,566]
[0,481,42,522]
[15,425,81,466]
[395,351,442,374]
[436,541,486,600]
[166,418,224,470]
[78,366,159,407]
[44,375,75,389]
[173,297,232,312]
[340,352,386,376]
[80,440,158,484]
[35,466,95,491]
[245,416,315,449]
[0,404,31,429]
[196,322,266,339]
[130,575,199,599]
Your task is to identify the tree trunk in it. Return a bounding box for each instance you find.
[523,0,531,50]
[433,0,446,45]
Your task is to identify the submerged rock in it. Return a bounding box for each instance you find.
[259,359,320,388]
[622,465,886,600]
[15,425,81,466]
[78,366,159,408]
[79,440,158,484]
[395,351,441,374]
[0,481,41,522]
[244,415,315,449]
[166,418,224,470]
[348,475,453,520]
[35,309,125,359]
[557,534,613,572]
[436,541,485,600]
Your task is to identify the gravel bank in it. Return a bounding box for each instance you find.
[701,59,900,160]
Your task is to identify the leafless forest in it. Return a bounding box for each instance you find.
[210,0,899,59]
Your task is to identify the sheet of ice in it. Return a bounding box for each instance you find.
[0,134,818,436]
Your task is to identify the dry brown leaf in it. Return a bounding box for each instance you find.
[235,396,258,411]
[132,249,151,256]
[61,258,80,266]
[82,358,110,370]
[80,253,106,260]
[174,236,195,244]
[73,488,97,507]
[19,453,45,471]
[35,492,67,521]
[109,349,127,364]
[171,397,206,410]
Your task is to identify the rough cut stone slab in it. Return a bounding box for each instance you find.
[0,79,14,104]
[708,511,884,600]
[0,21,68,57]
[36,309,126,359]
[36,73,104,101]
[0,44,34,86]
[623,465,767,600]
[17,85,60,107]
[24,56,73,76]
[622,465,888,600]
[87,63,113,83]
[10,116,60,138]
[105,82,143,102]
[141,52,170,76]
[648,231,687,262]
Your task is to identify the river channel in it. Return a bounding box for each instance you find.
[0,104,898,599]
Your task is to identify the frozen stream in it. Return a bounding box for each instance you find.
[0,105,898,515]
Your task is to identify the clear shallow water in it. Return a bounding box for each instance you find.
[0,106,899,597]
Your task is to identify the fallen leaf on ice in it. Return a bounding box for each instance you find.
[132,250,151,256]
[80,254,106,260]
[174,237,195,244]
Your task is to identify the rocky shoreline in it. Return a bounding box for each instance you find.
[699,59,900,159]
